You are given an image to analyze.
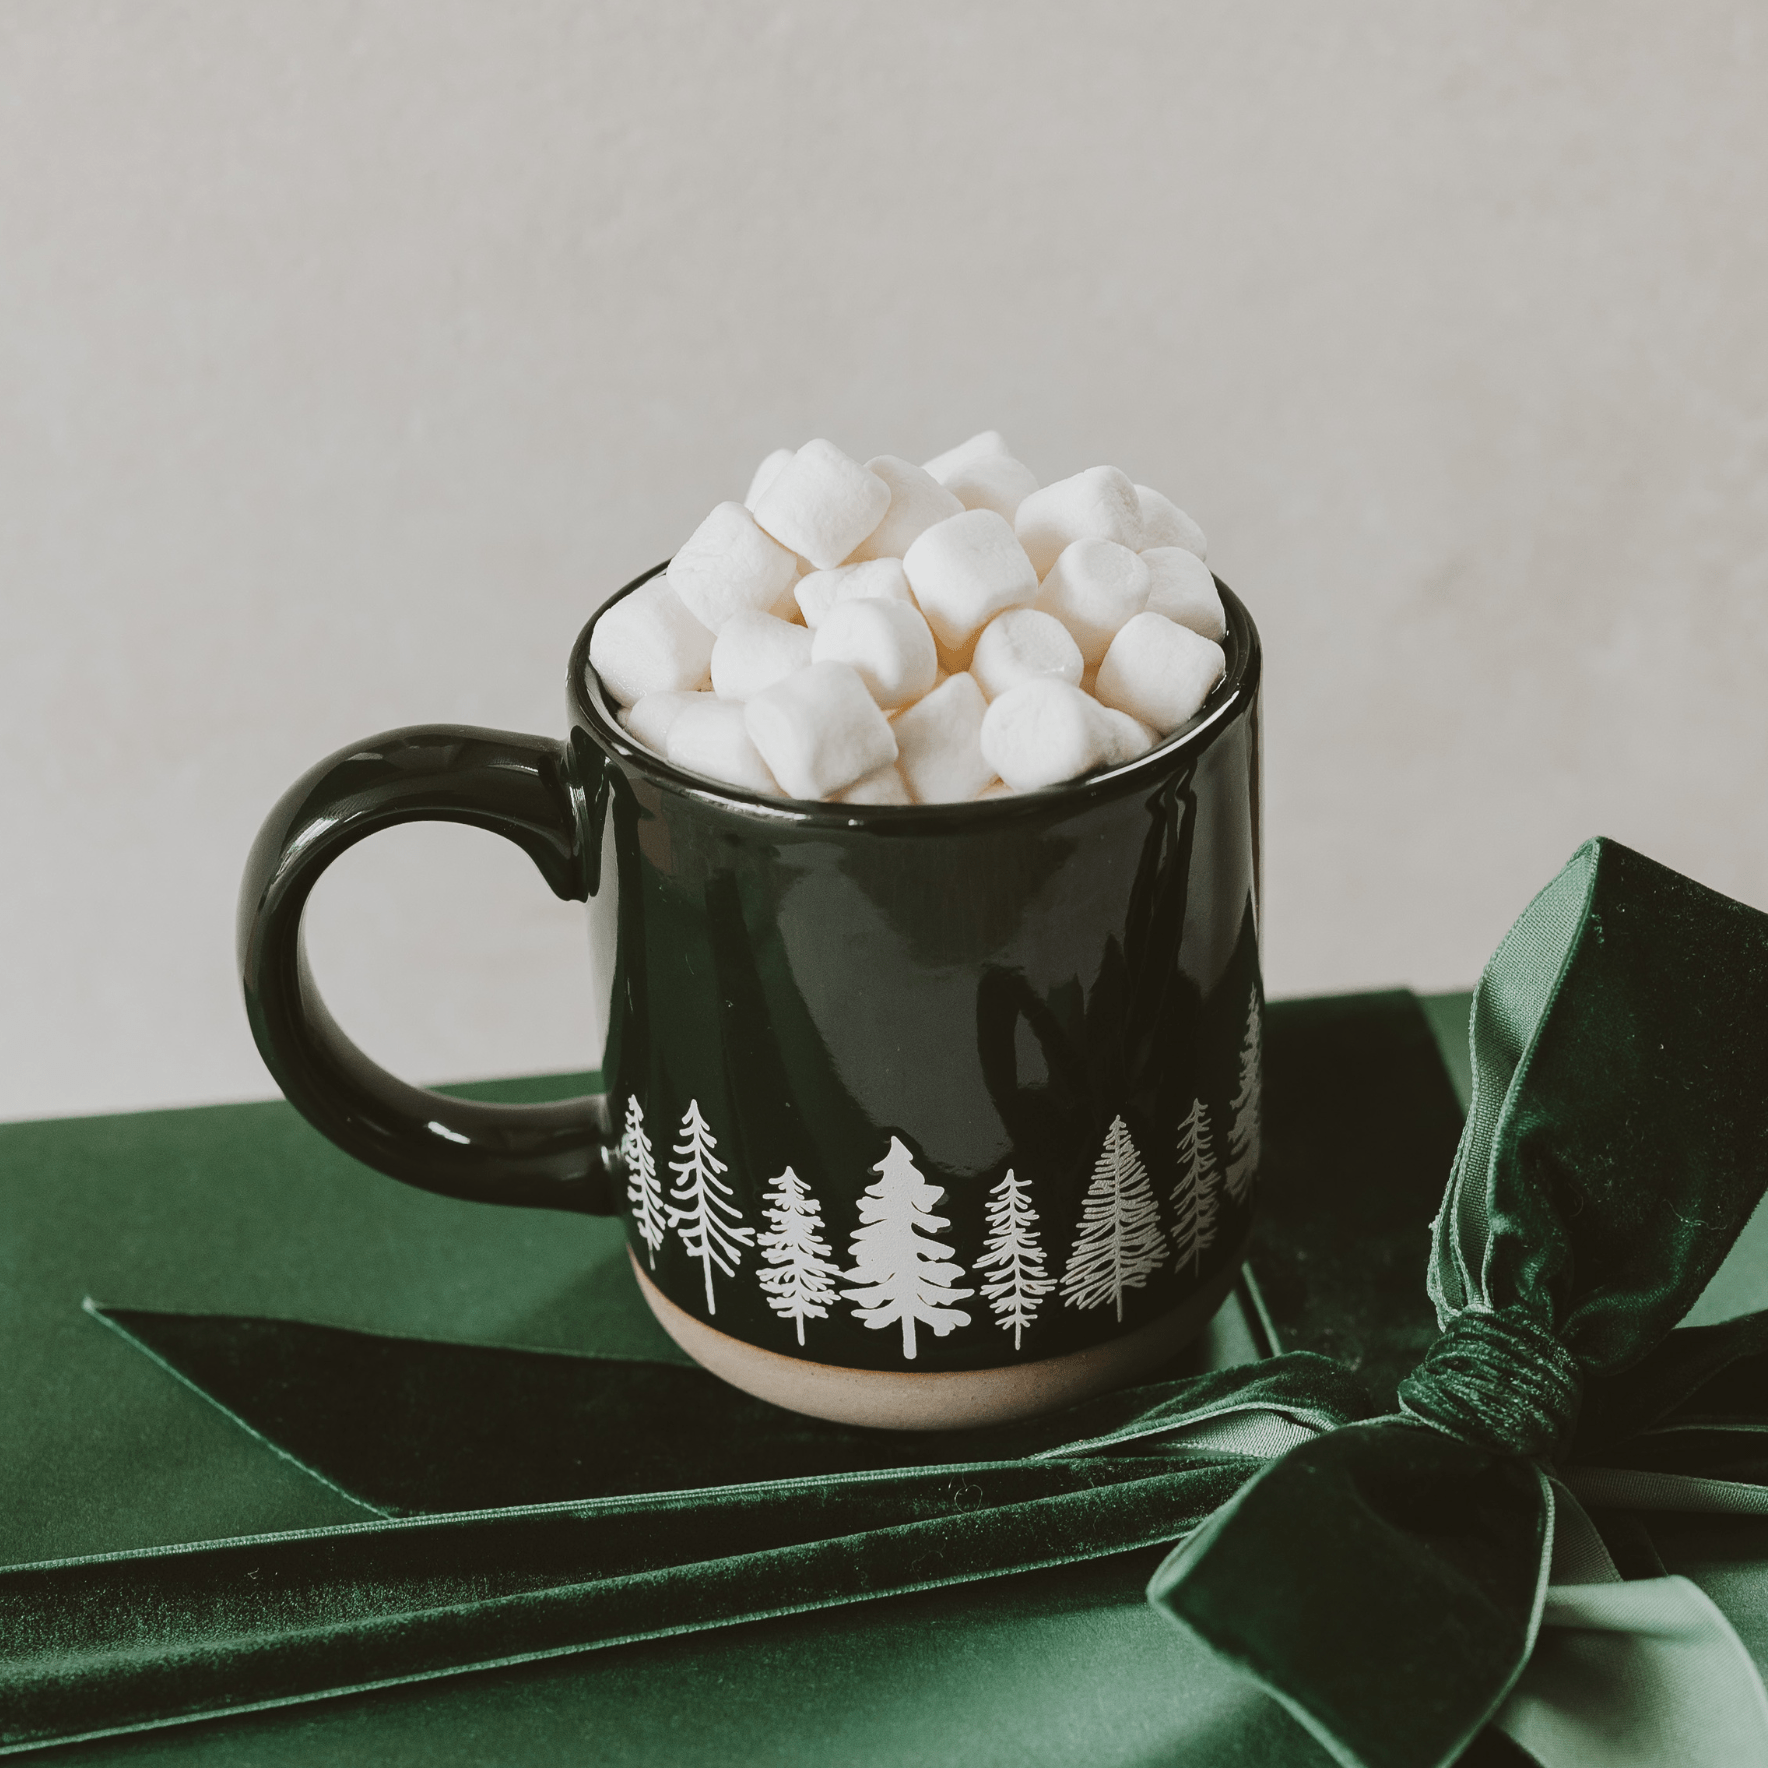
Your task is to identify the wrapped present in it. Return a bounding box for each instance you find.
[3,838,1766,1766]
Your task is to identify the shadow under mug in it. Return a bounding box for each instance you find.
[239,566,1264,1430]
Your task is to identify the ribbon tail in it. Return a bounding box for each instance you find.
[1497,1576,1768,1768]
[1489,1473,1768,1767]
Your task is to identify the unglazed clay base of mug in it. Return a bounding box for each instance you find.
[630,1242,1250,1431]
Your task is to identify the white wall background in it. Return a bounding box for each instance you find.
[4,2,1765,1121]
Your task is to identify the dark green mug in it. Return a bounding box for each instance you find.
[239,565,1263,1428]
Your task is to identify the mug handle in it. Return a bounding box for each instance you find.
[237,724,618,1214]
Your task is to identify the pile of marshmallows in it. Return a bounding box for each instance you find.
[588,432,1226,804]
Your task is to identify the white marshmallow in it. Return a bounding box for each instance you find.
[745,448,794,512]
[795,558,915,629]
[811,597,938,710]
[922,431,1010,482]
[666,697,782,796]
[901,509,1040,652]
[890,672,995,804]
[970,607,1084,701]
[1015,466,1145,577]
[848,457,964,561]
[588,577,715,707]
[940,452,1040,523]
[1142,547,1224,641]
[1135,485,1208,560]
[668,502,799,633]
[1138,551,1223,643]
[1096,706,1156,766]
[833,762,912,806]
[746,661,897,800]
[624,689,708,757]
[979,678,1110,793]
[1095,612,1227,735]
[710,610,815,701]
[1034,539,1152,665]
[794,572,841,631]
[751,439,891,571]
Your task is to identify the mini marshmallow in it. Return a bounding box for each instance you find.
[940,452,1040,523]
[1015,466,1145,577]
[624,688,707,756]
[751,439,891,571]
[811,597,938,709]
[891,672,995,804]
[1095,612,1227,735]
[979,678,1110,794]
[971,607,1084,701]
[1135,485,1208,560]
[833,762,912,806]
[746,661,897,800]
[901,509,1040,652]
[795,558,915,629]
[745,448,794,512]
[922,431,1010,482]
[668,502,798,632]
[1095,706,1156,766]
[588,577,715,707]
[1142,547,1224,641]
[666,697,782,796]
[1034,539,1152,665]
[710,610,815,701]
[848,457,964,561]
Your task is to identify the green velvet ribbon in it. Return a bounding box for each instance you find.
[2,837,1767,1767]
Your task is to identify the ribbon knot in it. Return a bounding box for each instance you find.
[1396,1307,1582,1461]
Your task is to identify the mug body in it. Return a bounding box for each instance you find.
[567,572,1262,1428]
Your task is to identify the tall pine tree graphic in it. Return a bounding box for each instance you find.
[667,1100,753,1314]
[1061,1115,1169,1320]
[975,1169,1053,1351]
[842,1137,974,1360]
[756,1167,842,1345]
[621,1097,666,1269]
[1170,1096,1221,1276]
[1224,990,1263,1205]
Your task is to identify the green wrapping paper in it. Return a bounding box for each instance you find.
[2,837,1767,1766]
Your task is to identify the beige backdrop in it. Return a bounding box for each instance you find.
[4,2,1765,1121]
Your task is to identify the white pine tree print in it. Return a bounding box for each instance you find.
[756,1166,842,1346]
[1224,990,1263,1205]
[666,1100,754,1315]
[1170,1096,1221,1276]
[621,1097,666,1269]
[1061,1115,1169,1321]
[842,1137,974,1361]
[975,1169,1054,1351]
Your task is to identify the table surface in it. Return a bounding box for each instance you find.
[4,990,1765,1767]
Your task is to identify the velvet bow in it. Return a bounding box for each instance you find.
[3,838,1767,1767]
[1152,842,1768,1767]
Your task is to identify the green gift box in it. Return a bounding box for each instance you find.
[4,838,1767,1766]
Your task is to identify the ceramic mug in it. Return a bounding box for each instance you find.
[239,564,1264,1430]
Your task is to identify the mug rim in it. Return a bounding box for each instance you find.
[567,561,1261,826]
